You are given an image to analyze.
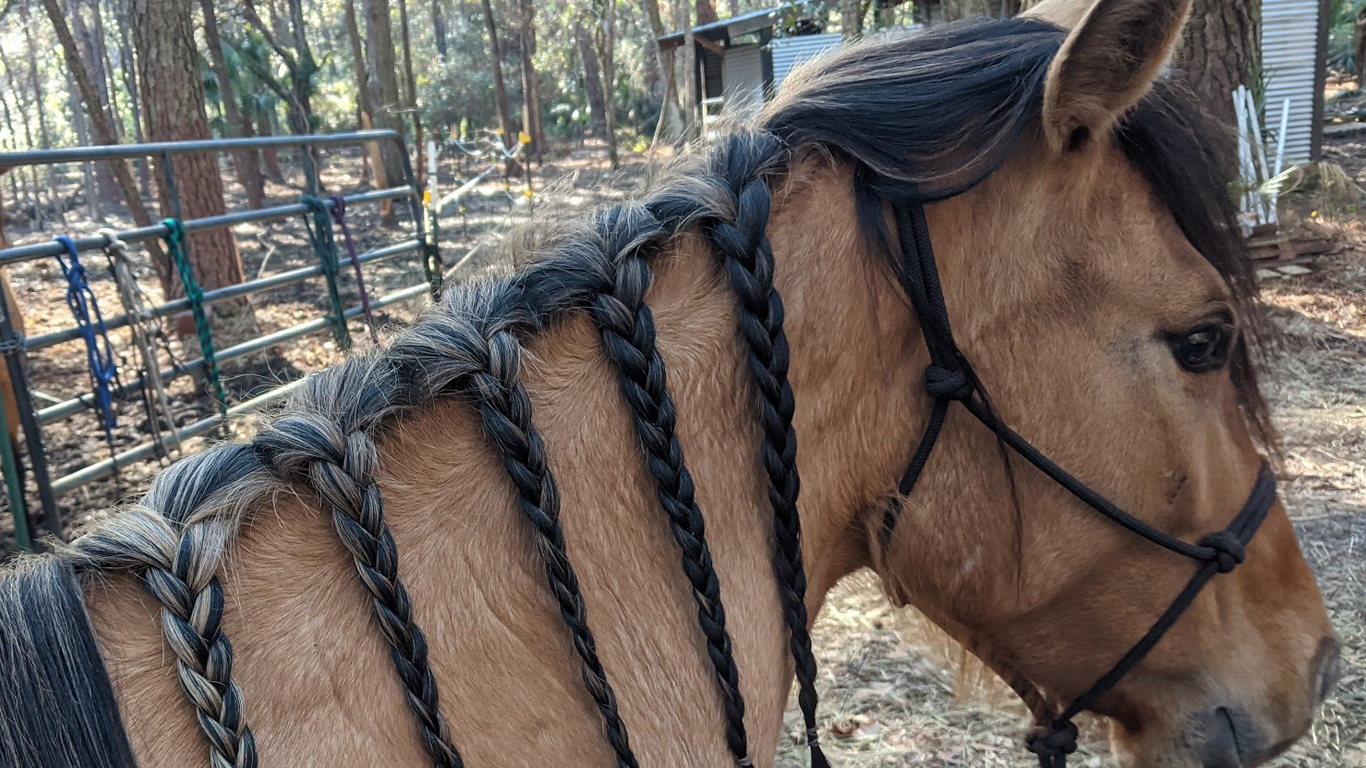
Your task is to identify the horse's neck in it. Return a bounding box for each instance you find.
[86,160,924,766]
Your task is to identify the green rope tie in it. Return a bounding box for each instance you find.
[300,195,352,352]
[162,218,229,422]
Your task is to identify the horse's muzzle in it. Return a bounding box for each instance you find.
[1201,635,1341,768]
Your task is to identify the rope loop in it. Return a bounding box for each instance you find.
[53,235,120,441]
[300,195,352,351]
[924,364,972,400]
[1198,530,1247,573]
[100,228,182,456]
[162,218,229,422]
[1026,718,1079,768]
[327,194,379,343]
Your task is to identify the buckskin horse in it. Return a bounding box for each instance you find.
[0,0,1341,765]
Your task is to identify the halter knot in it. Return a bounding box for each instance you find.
[1026,718,1079,767]
[924,364,972,400]
[1198,531,1246,573]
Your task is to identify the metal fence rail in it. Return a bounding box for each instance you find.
[0,130,448,550]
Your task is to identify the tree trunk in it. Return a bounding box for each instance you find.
[365,0,410,225]
[1176,0,1259,158]
[130,0,246,299]
[345,0,386,189]
[62,66,100,220]
[256,109,285,181]
[576,24,609,139]
[42,0,171,282]
[398,0,424,185]
[480,0,519,175]
[842,0,866,38]
[1355,4,1366,86]
[595,0,619,169]
[0,50,42,223]
[201,0,266,209]
[432,0,449,59]
[113,0,153,197]
[20,7,59,226]
[681,0,699,141]
[517,0,544,162]
[68,0,119,210]
[696,0,718,25]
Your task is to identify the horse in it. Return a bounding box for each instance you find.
[0,0,1341,766]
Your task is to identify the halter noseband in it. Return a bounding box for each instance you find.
[881,202,1277,768]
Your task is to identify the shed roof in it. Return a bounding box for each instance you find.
[657,5,797,50]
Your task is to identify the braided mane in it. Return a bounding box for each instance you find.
[42,15,1263,768]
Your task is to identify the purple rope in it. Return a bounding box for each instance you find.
[328,195,379,343]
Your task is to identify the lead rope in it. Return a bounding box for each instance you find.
[300,195,353,352]
[101,229,182,457]
[882,201,1277,768]
[162,219,230,430]
[53,235,122,491]
[327,195,380,343]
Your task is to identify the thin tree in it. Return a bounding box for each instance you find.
[130,0,247,299]
[344,0,384,187]
[241,0,321,142]
[364,0,409,226]
[480,0,519,175]
[397,0,425,184]
[201,0,266,209]
[697,0,719,25]
[516,0,544,162]
[67,0,118,209]
[644,0,684,148]
[431,0,449,59]
[19,4,58,225]
[112,0,153,196]
[589,0,620,168]
[40,0,170,280]
[576,21,609,139]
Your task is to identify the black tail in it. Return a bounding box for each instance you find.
[0,557,138,767]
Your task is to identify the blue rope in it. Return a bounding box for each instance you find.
[53,235,119,447]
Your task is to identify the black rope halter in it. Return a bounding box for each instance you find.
[880,202,1277,768]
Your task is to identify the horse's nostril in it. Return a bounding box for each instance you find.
[1313,635,1343,705]
[1202,708,1243,768]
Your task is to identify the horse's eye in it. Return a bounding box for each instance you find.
[1170,322,1234,373]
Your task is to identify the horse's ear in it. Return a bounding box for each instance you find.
[1038,0,1193,153]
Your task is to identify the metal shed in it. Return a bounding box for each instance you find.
[1261,0,1328,164]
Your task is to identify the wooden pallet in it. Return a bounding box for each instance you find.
[1246,227,1336,262]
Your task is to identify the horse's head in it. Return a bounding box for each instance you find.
[768,0,1337,764]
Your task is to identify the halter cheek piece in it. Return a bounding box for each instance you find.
[881,202,1277,768]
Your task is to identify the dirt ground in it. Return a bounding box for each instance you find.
[1,132,1362,766]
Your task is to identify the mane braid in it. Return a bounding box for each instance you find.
[695,133,829,767]
[588,206,754,766]
[66,444,268,768]
[251,416,463,768]
[468,327,640,768]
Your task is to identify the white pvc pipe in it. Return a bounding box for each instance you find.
[1232,87,1258,223]
[1243,88,1272,223]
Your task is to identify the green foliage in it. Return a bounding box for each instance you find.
[1327,0,1364,73]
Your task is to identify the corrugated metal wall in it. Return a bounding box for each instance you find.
[722,44,766,115]
[770,33,844,90]
[1261,0,1321,165]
